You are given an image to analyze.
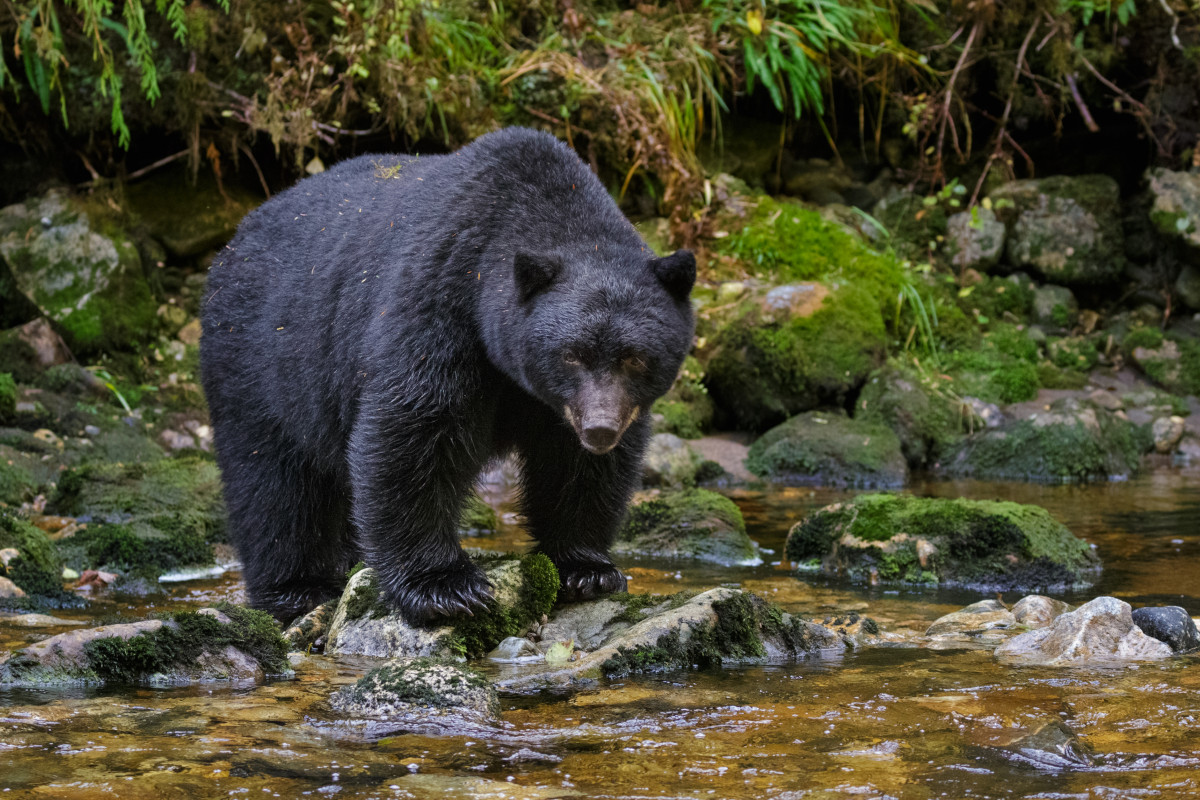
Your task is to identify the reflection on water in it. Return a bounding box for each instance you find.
[3,468,1200,799]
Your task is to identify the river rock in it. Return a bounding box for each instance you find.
[0,576,26,599]
[786,494,1100,592]
[488,636,543,663]
[329,658,499,723]
[324,554,559,659]
[925,599,1016,646]
[1131,606,1200,653]
[745,411,907,488]
[947,207,1006,271]
[497,588,847,692]
[1151,415,1186,454]
[990,175,1125,286]
[0,190,158,355]
[640,433,702,488]
[994,596,1174,665]
[1011,595,1072,628]
[614,488,760,566]
[989,718,1098,770]
[939,398,1148,482]
[0,604,290,685]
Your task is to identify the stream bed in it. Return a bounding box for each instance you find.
[3,469,1200,799]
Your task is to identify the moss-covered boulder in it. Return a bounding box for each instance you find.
[330,658,498,723]
[1129,336,1200,397]
[498,588,848,691]
[701,194,903,431]
[49,455,224,577]
[786,494,1100,591]
[704,283,888,431]
[0,603,290,685]
[651,355,714,439]
[939,399,1150,482]
[324,553,560,659]
[856,362,966,468]
[0,514,64,599]
[989,175,1125,286]
[0,190,158,355]
[614,488,759,566]
[746,411,907,488]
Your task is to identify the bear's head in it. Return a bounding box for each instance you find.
[507,248,696,454]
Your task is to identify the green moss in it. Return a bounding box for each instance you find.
[945,323,1043,405]
[458,493,498,536]
[50,454,225,545]
[745,411,907,487]
[83,603,289,684]
[0,514,64,598]
[615,488,757,565]
[342,568,385,622]
[942,402,1148,482]
[962,276,1035,323]
[0,457,34,506]
[60,522,211,578]
[990,361,1040,403]
[706,284,889,430]
[0,372,15,423]
[1037,362,1091,390]
[786,494,1099,590]
[1050,303,1071,328]
[1123,326,1164,353]
[447,553,560,659]
[601,592,826,676]
[856,362,966,468]
[1048,337,1099,371]
[652,356,713,439]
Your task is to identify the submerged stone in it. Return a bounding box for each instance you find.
[939,398,1149,482]
[994,596,1173,665]
[786,494,1100,592]
[329,657,499,722]
[614,488,759,566]
[746,411,907,488]
[1131,606,1200,654]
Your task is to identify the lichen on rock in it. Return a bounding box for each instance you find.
[330,657,498,722]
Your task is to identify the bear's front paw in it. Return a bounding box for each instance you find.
[556,560,627,603]
[387,560,494,627]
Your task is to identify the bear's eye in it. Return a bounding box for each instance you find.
[623,355,647,372]
[563,353,582,367]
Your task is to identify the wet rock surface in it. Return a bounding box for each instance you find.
[994,596,1173,665]
[1131,605,1200,653]
[329,657,499,723]
[787,494,1099,591]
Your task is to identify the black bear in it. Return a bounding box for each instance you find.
[200,128,695,625]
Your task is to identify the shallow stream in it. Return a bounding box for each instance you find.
[3,470,1200,799]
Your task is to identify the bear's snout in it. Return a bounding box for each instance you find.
[567,375,639,455]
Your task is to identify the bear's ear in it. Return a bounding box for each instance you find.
[514,251,563,302]
[649,249,696,301]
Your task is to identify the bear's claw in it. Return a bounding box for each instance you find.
[387,560,495,627]
[556,560,627,603]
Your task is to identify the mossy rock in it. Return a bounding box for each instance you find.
[944,323,1043,405]
[940,399,1150,482]
[0,514,64,598]
[614,488,759,566]
[704,283,888,431]
[989,175,1125,286]
[458,493,498,537]
[0,603,290,686]
[0,190,158,355]
[1145,168,1200,250]
[325,553,560,660]
[48,455,224,574]
[330,657,498,721]
[651,355,714,439]
[746,411,907,488]
[125,167,261,259]
[856,362,967,469]
[1129,336,1200,397]
[786,494,1100,592]
[0,450,36,506]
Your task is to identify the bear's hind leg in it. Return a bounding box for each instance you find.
[219,449,354,623]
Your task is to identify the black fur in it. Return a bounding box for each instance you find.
[200,128,695,626]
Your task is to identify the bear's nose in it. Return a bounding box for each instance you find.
[581,424,619,454]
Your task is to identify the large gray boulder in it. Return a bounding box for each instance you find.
[994,596,1174,665]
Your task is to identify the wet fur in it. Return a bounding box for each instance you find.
[200,128,694,625]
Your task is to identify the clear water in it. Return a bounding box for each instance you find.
[3,469,1200,799]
